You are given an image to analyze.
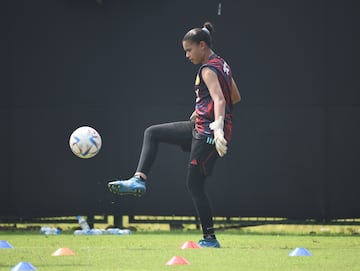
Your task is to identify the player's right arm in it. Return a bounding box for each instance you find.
[231,78,241,104]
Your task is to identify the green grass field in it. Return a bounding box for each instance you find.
[1,231,360,271]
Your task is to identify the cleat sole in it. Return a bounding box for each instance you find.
[108,184,145,197]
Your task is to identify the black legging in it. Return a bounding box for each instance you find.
[136,121,193,175]
[135,121,216,236]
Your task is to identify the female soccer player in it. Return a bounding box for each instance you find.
[108,22,241,248]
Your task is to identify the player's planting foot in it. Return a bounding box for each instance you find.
[198,238,220,248]
[108,176,146,196]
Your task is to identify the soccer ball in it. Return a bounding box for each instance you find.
[69,126,102,158]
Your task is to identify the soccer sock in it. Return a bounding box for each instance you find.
[203,226,216,240]
[134,174,146,182]
[204,234,216,240]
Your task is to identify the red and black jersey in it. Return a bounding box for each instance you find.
[194,54,233,141]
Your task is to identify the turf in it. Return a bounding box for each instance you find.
[1,231,360,271]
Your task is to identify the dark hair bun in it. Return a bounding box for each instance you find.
[203,22,214,34]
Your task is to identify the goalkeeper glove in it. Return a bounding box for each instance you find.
[209,116,228,157]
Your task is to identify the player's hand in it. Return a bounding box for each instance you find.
[189,111,196,121]
[209,117,228,157]
[212,129,227,157]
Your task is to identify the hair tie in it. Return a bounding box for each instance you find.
[202,27,210,35]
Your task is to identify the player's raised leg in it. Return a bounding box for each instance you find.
[108,121,193,196]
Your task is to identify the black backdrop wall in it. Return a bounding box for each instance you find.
[2,0,359,220]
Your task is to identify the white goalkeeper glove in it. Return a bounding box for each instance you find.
[209,116,228,157]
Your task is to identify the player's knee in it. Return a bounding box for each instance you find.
[144,125,158,140]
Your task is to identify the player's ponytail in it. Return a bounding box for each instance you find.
[183,21,214,48]
[202,21,214,35]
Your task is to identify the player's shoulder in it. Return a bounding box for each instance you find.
[200,65,218,78]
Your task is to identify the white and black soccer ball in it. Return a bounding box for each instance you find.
[69,126,102,158]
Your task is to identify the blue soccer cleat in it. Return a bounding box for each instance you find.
[198,238,221,248]
[108,176,146,196]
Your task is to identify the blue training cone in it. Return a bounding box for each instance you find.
[288,247,312,256]
[0,240,13,248]
[11,262,37,271]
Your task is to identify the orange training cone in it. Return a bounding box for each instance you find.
[180,241,200,249]
[51,247,75,256]
[165,256,190,265]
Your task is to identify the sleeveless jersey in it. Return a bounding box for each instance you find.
[194,54,233,141]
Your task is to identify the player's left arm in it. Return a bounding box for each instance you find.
[189,110,196,121]
[201,67,227,157]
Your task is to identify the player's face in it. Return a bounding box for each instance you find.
[182,40,204,65]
